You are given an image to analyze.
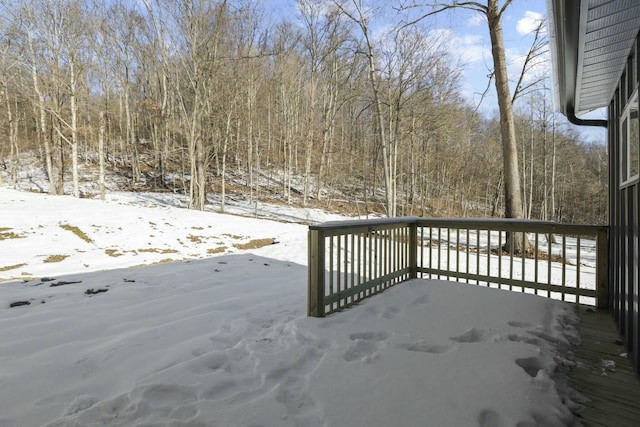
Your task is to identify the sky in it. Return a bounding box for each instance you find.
[0,177,590,426]
[264,0,607,144]
[431,0,608,143]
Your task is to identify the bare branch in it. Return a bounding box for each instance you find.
[512,75,548,101]
[396,1,487,30]
[472,69,494,115]
[497,0,513,19]
[511,18,548,104]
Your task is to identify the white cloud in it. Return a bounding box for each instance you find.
[467,14,486,27]
[429,29,488,66]
[516,11,544,36]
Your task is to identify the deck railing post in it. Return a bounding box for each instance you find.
[409,221,418,279]
[596,227,609,309]
[308,228,326,317]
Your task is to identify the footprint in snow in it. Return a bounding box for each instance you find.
[349,331,389,341]
[50,384,200,426]
[507,320,533,328]
[507,334,542,346]
[383,305,400,319]
[409,294,429,307]
[478,409,506,427]
[343,340,380,362]
[515,356,546,378]
[343,331,390,362]
[400,341,451,354]
[450,327,486,343]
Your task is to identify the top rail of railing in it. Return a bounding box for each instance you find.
[310,217,606,234]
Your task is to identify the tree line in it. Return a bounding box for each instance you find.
[0,0,607,224]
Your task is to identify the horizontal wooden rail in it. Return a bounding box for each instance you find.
[308,217,608,317]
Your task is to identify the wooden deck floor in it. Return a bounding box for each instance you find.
[570,306,640,426]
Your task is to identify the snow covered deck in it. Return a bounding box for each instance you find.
[308,216,640,424]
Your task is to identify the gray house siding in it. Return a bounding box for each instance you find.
[609,35,640,373]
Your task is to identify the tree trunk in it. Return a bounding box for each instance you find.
[99,111,106,200]
[5,87,19,188]
[70,59,80,198]
[551,112,557,221]
[124,88,141,183]
[28,34,57,195]
[487,0,530,253]
[221,111,232,213]
[528,116,534,219]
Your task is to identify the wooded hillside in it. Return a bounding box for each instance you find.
[0,0,607,224]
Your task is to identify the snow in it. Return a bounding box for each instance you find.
[0,187,584,426]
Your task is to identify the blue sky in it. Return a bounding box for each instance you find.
[263,0,607,143]
[395,0,606,142]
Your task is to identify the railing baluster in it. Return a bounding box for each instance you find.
[372,230,377,294]
[466,227,471,283]
[498,230,503,288]
[391,228,395,284]
[419,225,424,278]
[416,227,424,279]
[487,229,491,287]
[330,235,334,311]
[393,228,398,284]
[390,228,394,285]
[428,226,433,279]
[547,232,552,299]
[382,229,387,289]
[446,228,451,281]
[381,229,384,290]
[382,228,387,290]
[476,229,481,286]
[391,228,396,285]
[509,232,514,291]
[398,227,402,281]
[521,232,526,293]
[357,232,362,303]
[534,233,539,296]
[562,234,567,302]
[576,235,581,304]
[337,235,342,310]
[349,233,356,304]
[375,230,380,292]
[364,230,369,298]
[438,227,442,280]
[456,228,460,281]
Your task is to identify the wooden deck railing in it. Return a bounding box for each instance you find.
[308,217,609,317]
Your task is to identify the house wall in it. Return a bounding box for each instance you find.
[609,35,640,374]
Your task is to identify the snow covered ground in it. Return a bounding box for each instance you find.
[0,187,585,426]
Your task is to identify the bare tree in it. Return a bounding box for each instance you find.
[18,0,92,197]
[334,0,400,216]
[144,0,230,210]
[297,0,352,206]
[399,0,530,252]
[0,14,21,189]
[102,1,147,184]
[20,4,59,194]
